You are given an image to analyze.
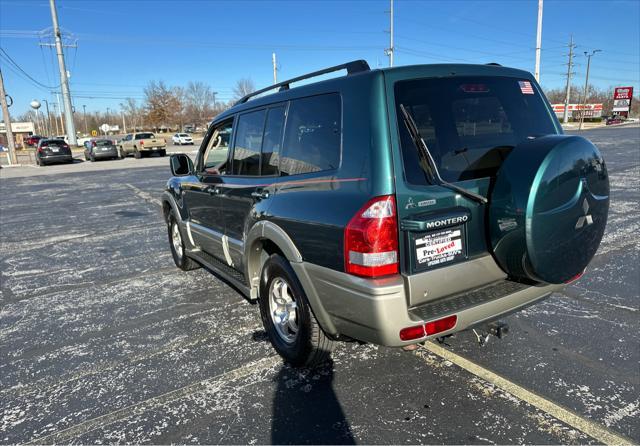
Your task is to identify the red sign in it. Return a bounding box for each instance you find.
[614,87,633,100]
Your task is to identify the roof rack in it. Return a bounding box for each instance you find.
[235,59,371,105]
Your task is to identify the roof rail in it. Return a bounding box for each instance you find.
[235,59,370,105]
[485,62,502,66]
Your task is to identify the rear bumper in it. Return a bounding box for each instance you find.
[93,151,117,159]
[40,154,73,164]
[140,146,166,151]
[293,261,563,347]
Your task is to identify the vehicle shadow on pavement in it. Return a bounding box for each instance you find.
[252,331,355,444]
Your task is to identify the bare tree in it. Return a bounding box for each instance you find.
[185,81,216,125]
[144,80,180,131]
[120,98,141,131]
[233,78,256,101]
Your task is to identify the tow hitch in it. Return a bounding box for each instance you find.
[473,321,509,347]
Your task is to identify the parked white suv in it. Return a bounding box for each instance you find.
[172,133,194,145]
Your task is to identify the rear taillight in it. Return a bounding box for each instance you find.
[140,140,144,145]
[400,325,425,341]
[425,315,457,335]
[344,195,399,278]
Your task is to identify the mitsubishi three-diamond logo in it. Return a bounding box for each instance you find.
[575,198,594,229]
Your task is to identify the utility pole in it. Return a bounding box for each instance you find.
[55,92,64,135]
[122,112,127,134]
[385,0,394,67]
[272,53,278,84]
[82,104,87,134]
[51,103,60,135]
[43,99,51,136]
[48,0,77,146]
[0,67,18,165]
[579,49,601,130]
[534,0,543,82]
[562,35,576,124]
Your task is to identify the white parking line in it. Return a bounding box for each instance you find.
[27,356,281,444]
[419,341,633,445]
[125,183,162,207]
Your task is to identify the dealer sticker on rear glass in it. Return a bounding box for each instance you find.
[415,227,464,268]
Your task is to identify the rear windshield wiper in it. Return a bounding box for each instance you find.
[399,104,488,205]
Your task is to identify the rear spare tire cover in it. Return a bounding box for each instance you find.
[489,135,609,284]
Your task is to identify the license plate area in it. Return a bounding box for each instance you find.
[409,225,467,273]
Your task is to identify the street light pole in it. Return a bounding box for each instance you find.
[534,0,543,82]
[579,49,601,130]
[82,104,87,134]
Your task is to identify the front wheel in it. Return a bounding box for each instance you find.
[259,254,335,367]
[168,214,200,271]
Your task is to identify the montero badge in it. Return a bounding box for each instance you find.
[401,207,471,232]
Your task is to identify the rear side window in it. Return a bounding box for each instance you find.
[280,93,341,176]
[395,77,557,183]
[232,109,266,176]
[261,106,286,176]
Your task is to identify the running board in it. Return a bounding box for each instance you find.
[187,249,255,303]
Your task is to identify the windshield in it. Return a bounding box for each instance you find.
[395,76,558,183]
[135,133,155,140]
[179,133,189,137]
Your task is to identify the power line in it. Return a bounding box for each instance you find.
[0,47,60,89]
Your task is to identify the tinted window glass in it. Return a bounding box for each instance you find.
[95,140,112,146]
[395,77,557,183]
[280,94,341,176]
[135,133,155,140]
[202,119,233,173]
[232,109,266,176]
[261,106,286,176]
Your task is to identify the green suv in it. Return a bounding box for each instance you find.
[163,60,609,367]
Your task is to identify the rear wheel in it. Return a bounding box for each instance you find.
[90,154,95,162]
[259,254,335,367]
[168,214,200,271]
[159,149,166,157]
[134,147,142,159]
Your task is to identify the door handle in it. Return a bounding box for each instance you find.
[251,190,270,200]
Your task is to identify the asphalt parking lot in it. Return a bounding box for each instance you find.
[1,125,638,444]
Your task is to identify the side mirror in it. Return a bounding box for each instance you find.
[170,153,194,176]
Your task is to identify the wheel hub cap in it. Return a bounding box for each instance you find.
[268,277,298,343]
[171,223,183,259]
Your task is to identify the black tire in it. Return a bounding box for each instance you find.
[159,149,166,157]
[84,153,89,161]
[118,147,125,159]
[36,157,42,166]
[168,213,200,271]
[134,148,142,159]
[259,254,335,367]
[90,154,95,162]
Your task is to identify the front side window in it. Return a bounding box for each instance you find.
[280,93,341,176]
[232,109,267,176]
[395,76,557,183]
[202,119,233,174]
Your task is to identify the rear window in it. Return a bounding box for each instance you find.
[395,76,557,183]
[95,140,112,146]
[280,93,341,176]
[44,140,65,146]
[135,133,155,140]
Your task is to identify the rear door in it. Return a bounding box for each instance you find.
[387,72,560,306]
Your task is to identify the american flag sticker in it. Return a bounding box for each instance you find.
[519,80,534,94]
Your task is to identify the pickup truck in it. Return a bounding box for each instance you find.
[118,132,166,158]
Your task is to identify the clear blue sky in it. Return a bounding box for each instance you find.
[1,0,639,116]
